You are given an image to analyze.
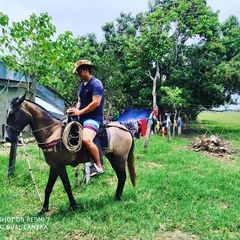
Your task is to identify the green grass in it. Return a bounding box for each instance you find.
[0,111,240,239]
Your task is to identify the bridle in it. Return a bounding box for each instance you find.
[6,104,61,134]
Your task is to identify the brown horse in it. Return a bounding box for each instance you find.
[6,94,136,215]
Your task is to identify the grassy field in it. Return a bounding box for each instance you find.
[0,111,240,239]
[190,111,240,148]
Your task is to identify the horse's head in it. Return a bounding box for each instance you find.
[6,94,28,143]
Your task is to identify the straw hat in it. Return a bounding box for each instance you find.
[73,60,95,73]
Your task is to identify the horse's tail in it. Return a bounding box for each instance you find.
[127,137,136,187]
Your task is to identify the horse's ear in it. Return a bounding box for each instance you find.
[17,93,26,105]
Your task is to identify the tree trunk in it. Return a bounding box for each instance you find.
[146,62,160,111]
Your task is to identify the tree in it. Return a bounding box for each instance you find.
[216,16,240,101]
[0,12,80,102]
[0,12,9,51]
[97,50,127,119]
[122,0,240,120]
[101,12,147,113]
[160,86,187,112]
[1,4,239,120]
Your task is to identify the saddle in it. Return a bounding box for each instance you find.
[38,121,129,167]
[70,122,130,167]
[70,124,110,167]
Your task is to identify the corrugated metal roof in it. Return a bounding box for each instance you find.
[36,84,65,112]
[0,61,32,82]
[0,60,66,117]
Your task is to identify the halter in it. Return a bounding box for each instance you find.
[6,102,62,134]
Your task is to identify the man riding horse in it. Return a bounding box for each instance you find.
[6,61,136,214]
[67,60,104,177]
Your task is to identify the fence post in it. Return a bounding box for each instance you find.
[144,119,152,150]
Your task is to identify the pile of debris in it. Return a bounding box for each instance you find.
[189,135,239,160]
[191,135,231,154]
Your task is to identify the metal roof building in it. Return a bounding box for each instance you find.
[0,61,67,138]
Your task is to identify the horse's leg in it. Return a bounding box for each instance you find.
[38,167,58,216]
[106,153,126,201]
[58,167,77,210]
[7,143,17,176]
[75,166,80,187]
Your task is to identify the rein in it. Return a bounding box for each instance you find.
[32,121,60,133]
[5,124,22,133]
[7,104,68,149]
[6,121,60,134]
[30,119,65,150]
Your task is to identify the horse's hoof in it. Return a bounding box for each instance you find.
[38,207,49,216]
[114,196,122,201]
[71,204,77,211]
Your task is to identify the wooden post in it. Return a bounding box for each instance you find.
[19,134,42,204]
[144,118,152,150]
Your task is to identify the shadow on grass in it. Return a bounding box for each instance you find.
[38,189,137,218]
[181,124,211,137]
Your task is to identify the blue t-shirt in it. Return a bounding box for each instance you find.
[78,76,104,125]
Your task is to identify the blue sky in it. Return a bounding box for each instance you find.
[0,0,240,40]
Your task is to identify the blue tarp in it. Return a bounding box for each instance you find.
[117,109,152,121]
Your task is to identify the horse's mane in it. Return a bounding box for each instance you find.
[25,99,62,120]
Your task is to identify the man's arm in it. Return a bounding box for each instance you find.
[75,97,81,109]
[67,96,102,117]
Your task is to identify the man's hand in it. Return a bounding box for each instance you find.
[67,107,80,116]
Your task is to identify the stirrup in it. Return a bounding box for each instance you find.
[90,163,104,177]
